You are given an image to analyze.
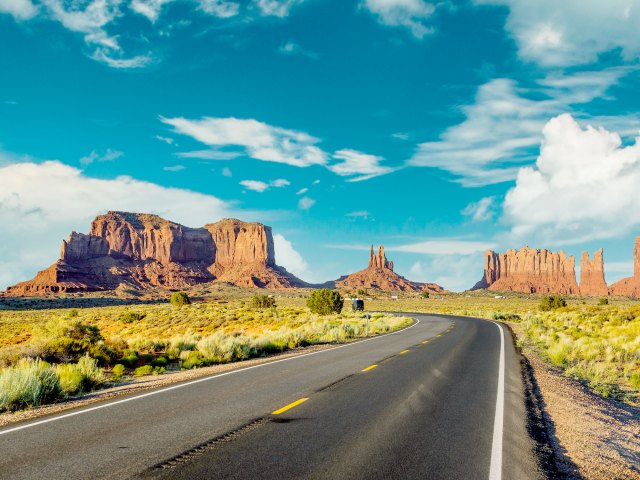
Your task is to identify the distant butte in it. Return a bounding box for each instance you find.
[335,245,445,293]
[3,211,306,296]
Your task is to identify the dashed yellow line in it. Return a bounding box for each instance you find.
[421,340,429,344]
[399,349,410,354]
[362,364,378,372]
[272,398,309,415]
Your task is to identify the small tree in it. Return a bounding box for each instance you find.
[539,295,566,311]
[357,289,365,296]
[307,289,344,315]
[421,291,430,299]
[598,297,609,305]
[171,292,191,307]
[250,294,276,309]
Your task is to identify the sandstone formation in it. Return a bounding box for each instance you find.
[335,245,445,293]
[472,247,579,294]
[4,212,305,296]
[579,249,608,296]
[609,237,640,297]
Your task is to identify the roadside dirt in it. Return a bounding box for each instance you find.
[513,325,640,480]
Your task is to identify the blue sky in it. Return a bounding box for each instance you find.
[1,0,640,291]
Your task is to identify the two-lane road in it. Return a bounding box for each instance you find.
[0,314,545,479]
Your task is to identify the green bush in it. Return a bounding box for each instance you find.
[598,298,609,305]
[119,311,146,323]
[421,292,430,298]
[250,295,276,309]
[118,355,138,368]
[197,332,253,363]
[539,295,567,311]
[133,365,154,376]
[170,292,191,307]
[307,289,344,315]
[150,356,168,368]
[36,319,104,363]
[0,359,62,411]
[55,356,104,395]
[180,350,206,369]
[111,364,126,381]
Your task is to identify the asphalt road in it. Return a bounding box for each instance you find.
[0,314,544,480]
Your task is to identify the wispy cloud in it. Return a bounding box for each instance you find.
[298,196,315,210]
[163,165,185,172]
[278,40,318,59]
[345,210,370,219]
[80,148,123,166]
[0,0,38,20]
[240,178,290,192]
[361,0,436,38]
[327,239,496,255]
[329,149,395,182]
[462,196,496,222]
[254,0,305,17]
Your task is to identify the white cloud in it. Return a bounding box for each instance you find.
[163,165,185,172]
[79,148,123,166]
[408,69,636,186]
[163,116,328,168]
[298,196,315,210]
[278,40,318,58]
[329,149,394,182]
[176,149,241,160]
[328,239,496,255]
[462,196,496,222]
[273,233,310,280]
[155,135,174,145]
[295,187,308,195]
[198,0,239,17]
[410,255,483,292]
[130,0,173,22]
[90,49,154,69]
[362,0,436,38]
[240,178,290,192]
[221,167,233,177]
[503,113,640,244]
[392,132,409,140]
[345,210,370,219]
[0,0,37,19]
[0,160,231,290]
[476,0,640,67]
[254,0,303,17]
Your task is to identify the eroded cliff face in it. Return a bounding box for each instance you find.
[4,212,303,296]
[336,245,445,293]
[472,247,579,294]
[609,237,640,297]
[580,249,608,296]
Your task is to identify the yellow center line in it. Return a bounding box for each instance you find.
[271,398,309,415]
[421,340,429,344]
[362,364,378,372]
[400,349,409,354]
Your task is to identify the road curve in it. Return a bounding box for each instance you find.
[0,314,544,480]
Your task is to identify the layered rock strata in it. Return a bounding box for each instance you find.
[472,247,579,294]
[336,245,445,293]
[4,212,304,296]
[579,249,608,296]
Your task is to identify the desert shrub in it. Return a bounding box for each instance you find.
[111,364,126,381]
[133,365,154,376]
[250,295,276,309]
[68,309,79,318]
[180,350,206,369]
[307,289,344,315]
[197,332,253,363]
[492,312,522,321]
[35,319,104,363]
[170,292,191,307]
[150,356,168,368]
[118,355,138,368]
[598,298,609,305]
[55,356,104,395]
[539,295,567,311]
[630,372,640,388]
[170,334,199,352]
[357,289,365,296]
[0,359,62,411]
[119,311,146,323]
[421,292,430,298]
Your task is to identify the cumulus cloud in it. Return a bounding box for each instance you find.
[476,0,640,67]
[273,233,311,280]
[462,196,496,222]
[329,149,394,182]
[298,196,315,210]
[240,178,290,192]
[162,116,328,168]
[0,0,37,19]
[254,0,304,17]
[362,0,436,38]
[130,0,173,22]
[503,113,640,244]
[0,160,232,290]
[408,69,636,186]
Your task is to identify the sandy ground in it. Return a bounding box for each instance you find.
[0,343,334,428]
[514,325,640,480]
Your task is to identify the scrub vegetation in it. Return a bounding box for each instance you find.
[0,292,410,412]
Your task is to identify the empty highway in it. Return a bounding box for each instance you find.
[0,314,545,480]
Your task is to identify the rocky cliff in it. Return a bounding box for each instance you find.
[4,212,305,296]
[609,237,640,297]
[335,245,445,293]
[472,247,580,294]
[579,249,608,296]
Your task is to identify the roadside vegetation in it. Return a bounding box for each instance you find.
[0,291,410,412]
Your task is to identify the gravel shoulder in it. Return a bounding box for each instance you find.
[513,324,640,480]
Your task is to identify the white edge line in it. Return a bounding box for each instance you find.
[488,321,505,480]
[0,317,421,436]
